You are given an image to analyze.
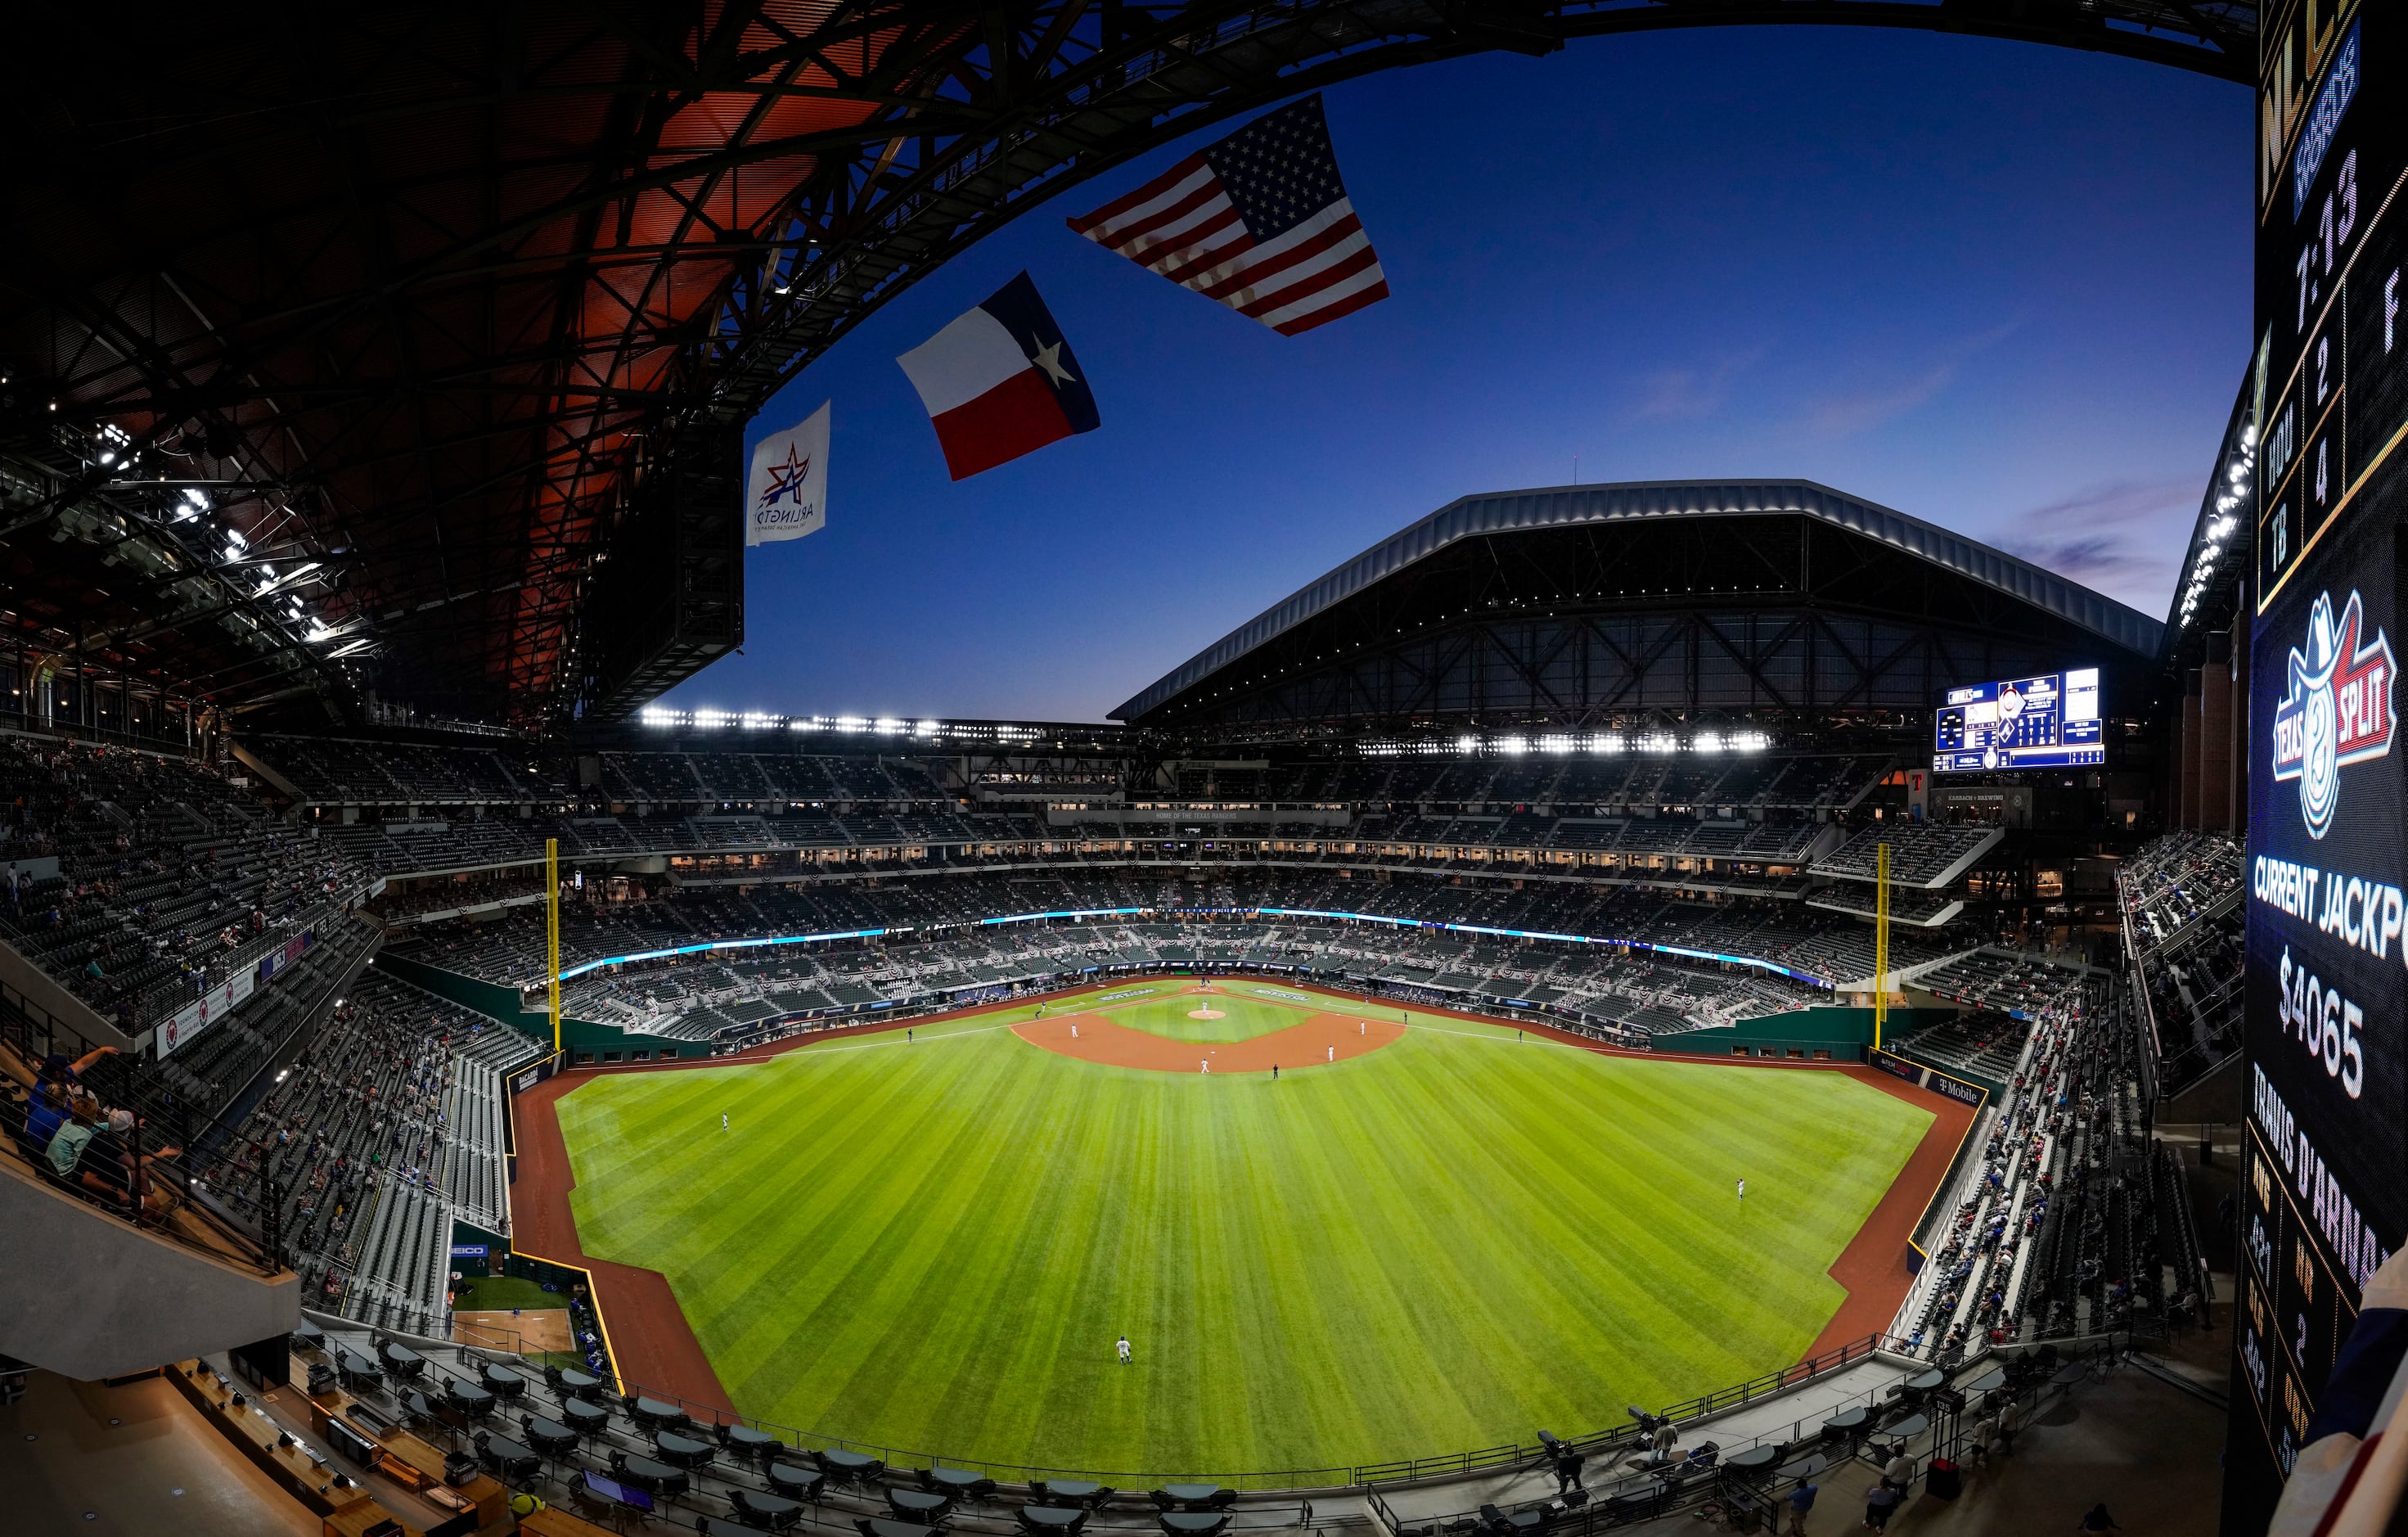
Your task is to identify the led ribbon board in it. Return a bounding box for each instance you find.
[547,909,1837,990]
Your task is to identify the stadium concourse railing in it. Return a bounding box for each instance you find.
[0,970,290,1277]
[1368,1333,2140,1535]
[322,1306,1918,1493]
[1865,1048,1996,1277]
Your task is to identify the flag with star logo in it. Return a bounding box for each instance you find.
[896,272,1098,480]
[1065,94,1388,336]
[743,399,830,545]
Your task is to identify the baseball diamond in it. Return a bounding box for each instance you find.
[545,980,1945,1473]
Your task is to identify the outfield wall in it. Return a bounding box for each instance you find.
[1645,1005,1958,1063]
[373,951,698,1060]
[1876,1039,2009,1101]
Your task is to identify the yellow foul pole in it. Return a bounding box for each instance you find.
[547,837,562,1057]
[1874,841,1890,1052]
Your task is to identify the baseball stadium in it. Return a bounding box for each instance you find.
[0,5,2377,1537]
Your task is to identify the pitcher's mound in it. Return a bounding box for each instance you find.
[1188,1007,1227,1019]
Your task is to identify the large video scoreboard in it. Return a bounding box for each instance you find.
[1932,669,2103,771]
[2230,4,2408,1529]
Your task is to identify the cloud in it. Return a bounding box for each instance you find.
[1987,476,2199,611]
[1786,320,2023,441]
[1629,347,1767,423]
[1795,361,1962,438]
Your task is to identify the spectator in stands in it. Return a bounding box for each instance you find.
[1786,1479,1816,1535]
[21,1080,70,1153]
[45,1101,101,1180]
[93,1109,183,1215]
[39,1044,118,1094]
[2076,1503,2120,1532]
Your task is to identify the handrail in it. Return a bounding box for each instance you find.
[1906,1102,1996,1262]
[2131,884,2243,966]
[2,711,202,759]
[0,1030,285,1276]
[2156,1042,2243,1102]
[0,929,380,1278]
[129,885,375,1034]
[316,1305,1915,1493]
[1387,1332,2141,1535]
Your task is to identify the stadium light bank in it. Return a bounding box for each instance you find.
[636,706,1051,744]
[1357,731,1771,755]
[633,710,1767,756]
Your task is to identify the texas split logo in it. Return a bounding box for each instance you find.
[2272,589,2397,839]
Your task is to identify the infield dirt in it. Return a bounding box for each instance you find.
[1012,1009,1403,1070]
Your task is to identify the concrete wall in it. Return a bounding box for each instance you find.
[0,935,136,1052]
[2200,633,2232,832]
[2229,633,2250,836]
[2179,667,2204,828]
[0,1161,296,1379]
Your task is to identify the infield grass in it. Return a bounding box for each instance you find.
[556,980,1929,1474]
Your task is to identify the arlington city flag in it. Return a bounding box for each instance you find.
[745,399,830,546]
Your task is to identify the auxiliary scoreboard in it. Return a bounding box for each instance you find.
[1931,669,2103,771]
[2229,3,2408,1530]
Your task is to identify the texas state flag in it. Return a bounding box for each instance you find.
[896,272,1100,480]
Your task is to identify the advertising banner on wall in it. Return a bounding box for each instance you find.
[2230,2,2408,1526]
[155,967,257,1059]
[257,928,313,985]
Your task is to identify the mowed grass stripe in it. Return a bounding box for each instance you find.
[557,1013,1928,1472]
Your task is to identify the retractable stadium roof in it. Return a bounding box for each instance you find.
[0,4,2240,732]
[1114,480,2167,731]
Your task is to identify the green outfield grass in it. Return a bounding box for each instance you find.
[556,981,1930,1475]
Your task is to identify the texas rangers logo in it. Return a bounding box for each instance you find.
[2272,589,2395,839]
[754,440,813,511]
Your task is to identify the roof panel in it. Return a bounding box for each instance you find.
[1112,479,2166,719]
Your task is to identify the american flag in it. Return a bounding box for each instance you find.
[1066,95,1389,336]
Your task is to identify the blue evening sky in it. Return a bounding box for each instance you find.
[664,28,2248,724]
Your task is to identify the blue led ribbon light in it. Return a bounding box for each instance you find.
[547,908,1834,990]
